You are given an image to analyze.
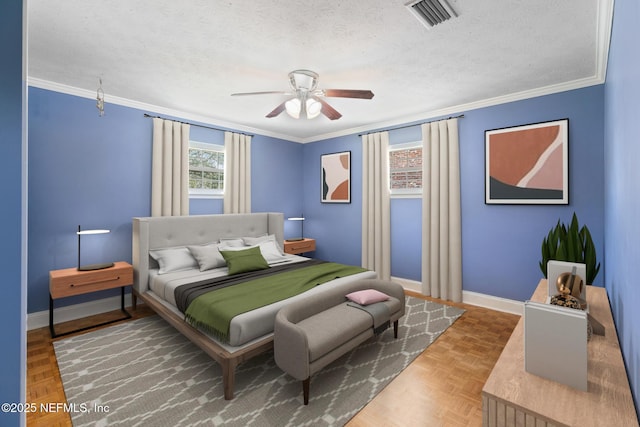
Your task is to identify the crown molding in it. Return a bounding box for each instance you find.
[26,77,302,142]
[595,0,614,81]
[300,75,605,143]
[28,73,605,145]
[27,0,612,145]
[300,0,614,143]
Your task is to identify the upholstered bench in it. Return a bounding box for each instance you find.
[274,278,406,404]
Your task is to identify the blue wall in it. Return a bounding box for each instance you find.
[27,88,303,313]
[303,86,605,301]
[28,86,606,306]
[24,27,636,417]
[28,89,152,313]
[188,131,304,219]
[16,0,639,419]
[251,134,304,222]
[604,0,640,414]
[0,0,25,425]
[460,87,604,300]
[302,135,363,267]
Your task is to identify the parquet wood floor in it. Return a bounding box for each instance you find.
[26,292,519,427]
[26,305,156,427]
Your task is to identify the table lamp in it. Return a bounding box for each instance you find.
[286,216,305,242]
[77,225,114,271]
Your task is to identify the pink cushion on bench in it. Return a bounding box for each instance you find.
[345,289,390,305]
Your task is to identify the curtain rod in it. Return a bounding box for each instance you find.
[358,114,465,137]
[143,113,254,137]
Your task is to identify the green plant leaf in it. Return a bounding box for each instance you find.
[581,226,600,283]
[539,213,599,284]
[556,240,568,261]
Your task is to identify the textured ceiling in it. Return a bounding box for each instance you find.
[27,0,611,142]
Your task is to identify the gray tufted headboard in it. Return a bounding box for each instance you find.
[132,212,284,294]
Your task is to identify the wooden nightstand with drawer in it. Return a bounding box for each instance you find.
[49,261,133,337]
[284,238,316,255]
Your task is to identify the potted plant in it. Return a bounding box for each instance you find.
[539,213,600,284]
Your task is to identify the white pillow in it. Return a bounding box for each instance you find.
[218,237,245,247]
[219,240,287,264]
[187,244,226,271]
[149,247,198,274]
[242,234,271,246]
[257,240,288,263]
[243,234,285,256]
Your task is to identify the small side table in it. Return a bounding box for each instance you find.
[49,261,133,338]
[284,238,316,255]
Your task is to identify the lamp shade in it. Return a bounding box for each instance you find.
[286,216,305,241]
[306,99,321,119]
[77,225,114,271]
[285,98,301,119]
[77,229,110,235]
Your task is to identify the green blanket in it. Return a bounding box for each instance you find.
[184,262,367,342]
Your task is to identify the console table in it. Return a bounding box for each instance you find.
[482,279,638,427]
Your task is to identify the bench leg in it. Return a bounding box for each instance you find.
[303,377,310,405]
[394,320,399,338]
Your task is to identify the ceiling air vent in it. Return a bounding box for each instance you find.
[405,0,458,29]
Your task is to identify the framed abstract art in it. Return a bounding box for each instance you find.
[485,119,569,205]
[321,151,351,203]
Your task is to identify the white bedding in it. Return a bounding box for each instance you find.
[148,255,377,347]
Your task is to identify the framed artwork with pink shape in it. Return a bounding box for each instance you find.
[321,151,351,203]
[485,119,569,204]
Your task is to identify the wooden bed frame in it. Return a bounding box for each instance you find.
[132,212,376,400]
[132,289,273,400]
[132,212,285,400]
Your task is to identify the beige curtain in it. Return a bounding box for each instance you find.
[224,131,251,214]
[362,131,391,280]
[421,118,462,302]
[151,118,190,217]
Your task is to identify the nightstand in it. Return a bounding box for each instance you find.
[284,238,316,255]
[49,261,133,338]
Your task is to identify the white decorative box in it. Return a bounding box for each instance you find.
[524,300,588,391]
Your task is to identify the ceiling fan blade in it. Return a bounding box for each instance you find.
[321,89,374,99]
[266,101,287,118]
[231,91,289,96]
[315,98,342,120]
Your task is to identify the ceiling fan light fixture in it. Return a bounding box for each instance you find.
[288,70,318,91]
[233,69,373,120]
[306,99,321,119]
[285,98,301,119]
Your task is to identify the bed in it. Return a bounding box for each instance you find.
[131,212,376,399]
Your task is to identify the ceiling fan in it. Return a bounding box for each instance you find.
[231,69,374,120]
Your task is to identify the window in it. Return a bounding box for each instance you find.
[189,141,224,198]
[389,141,422,196]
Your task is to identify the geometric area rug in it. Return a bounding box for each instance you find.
[54,297,464,427]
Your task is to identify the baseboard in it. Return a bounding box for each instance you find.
[391,276,423,293]
[27,294,138,331]
[391,276,523,315]
[28,279,522,330]
[461,290,523,315]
